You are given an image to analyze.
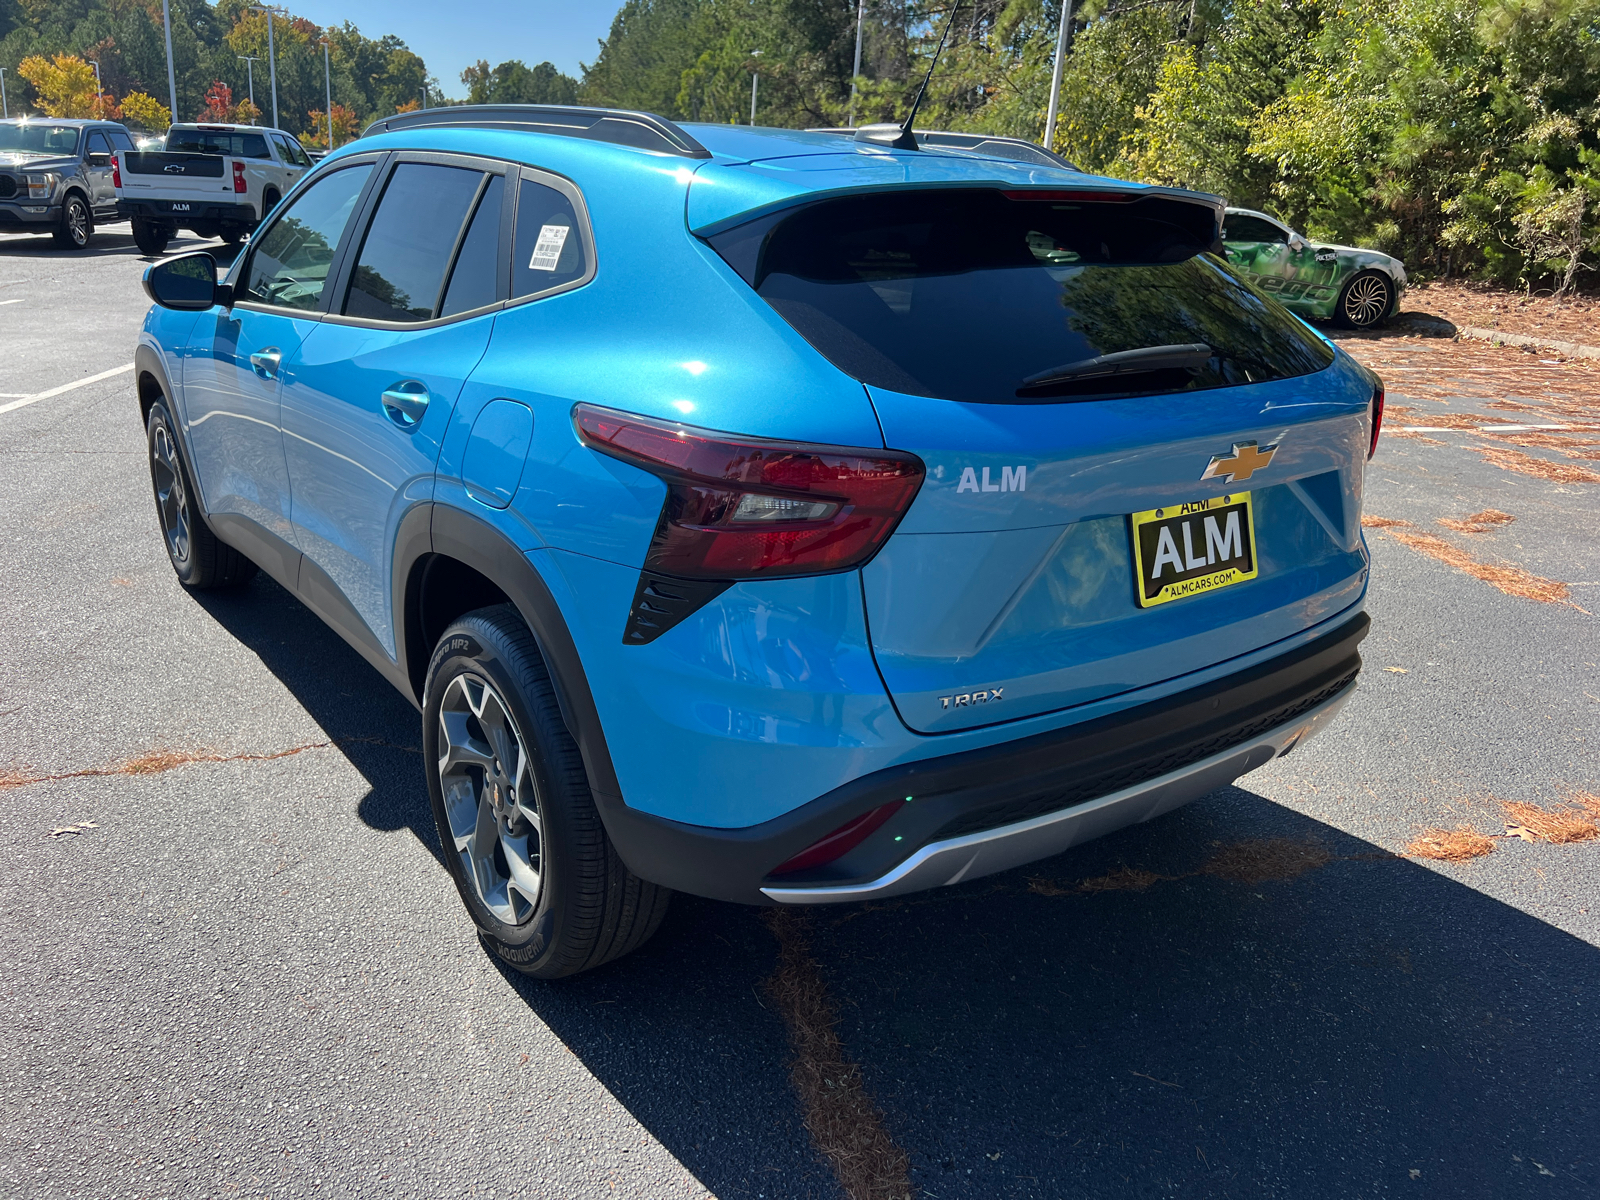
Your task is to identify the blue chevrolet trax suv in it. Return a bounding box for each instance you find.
[136,106,1379,978]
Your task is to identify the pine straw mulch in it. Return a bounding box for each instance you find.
[764,909,914,1200]
[1406,280,1600,348]
[1408,794,1600,860]
[1361,517,1572,605]
[1436,509,1516,534]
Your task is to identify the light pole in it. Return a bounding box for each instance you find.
[420,85,428,111]
[237,55,259,116]
[0,68,7,119]
[321,39,334,150]
[849,0,865,127]
[87,59,102,117]
[161,0,178,121]
[1043,0,1074,151]
[749,50,761,126]
[251,5,286,130]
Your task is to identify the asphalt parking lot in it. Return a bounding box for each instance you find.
[2,225,1598,1200]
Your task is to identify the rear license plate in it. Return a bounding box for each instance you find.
[1130,492,1258,608]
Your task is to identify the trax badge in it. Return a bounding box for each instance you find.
[939,687,1004,710]
[1200,440,1278,484]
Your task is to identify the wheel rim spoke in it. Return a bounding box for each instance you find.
[435,671,544,926]
[151,426,190,564]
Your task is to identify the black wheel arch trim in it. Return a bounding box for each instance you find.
[419,504,624,803]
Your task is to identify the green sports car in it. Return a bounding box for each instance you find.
[1222,207,1406,329]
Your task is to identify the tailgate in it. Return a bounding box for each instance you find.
[120,153,228,196]
[863,371,1372,733]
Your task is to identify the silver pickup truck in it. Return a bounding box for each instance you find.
[117,123,311,254]
[0,118,136,249]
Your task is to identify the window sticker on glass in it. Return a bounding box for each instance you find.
[528,223,570,272]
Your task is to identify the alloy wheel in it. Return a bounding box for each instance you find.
[65,199,89,247]
[1343,274,1389,327]
[150,422,191,566]
[436,673,544,924]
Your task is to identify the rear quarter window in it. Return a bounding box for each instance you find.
[709,189,1333,404]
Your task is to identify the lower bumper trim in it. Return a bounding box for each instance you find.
[761,680,1356,904]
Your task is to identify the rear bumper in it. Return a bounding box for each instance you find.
[599,610,1368,904]
[118,199,256,224]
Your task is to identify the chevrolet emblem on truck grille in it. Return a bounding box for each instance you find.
[1200,440,1279,484]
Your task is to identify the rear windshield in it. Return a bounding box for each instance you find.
[708,189,1333,404]
[165,130,271,158]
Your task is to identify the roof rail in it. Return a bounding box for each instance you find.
[361,104,712,160]
[810,127,1081,172]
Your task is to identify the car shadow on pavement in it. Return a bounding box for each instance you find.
[193,576,1600,1200]
[0,228,243,263]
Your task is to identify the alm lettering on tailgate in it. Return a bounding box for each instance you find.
[956,465,1026,493]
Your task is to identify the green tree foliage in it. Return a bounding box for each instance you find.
[462,59,579,106]
[0,0,434,144]
[579,0,1600,288]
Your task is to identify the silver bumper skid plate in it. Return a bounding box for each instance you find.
[761,680,1357,904]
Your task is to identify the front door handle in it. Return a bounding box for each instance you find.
[249,348,281,378]
[381,381,431,429]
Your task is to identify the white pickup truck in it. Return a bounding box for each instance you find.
[116,123,312,254]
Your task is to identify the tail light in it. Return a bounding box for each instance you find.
[1369,383,1384,459]
[232,161,247,193]
[574,404,924,579]
[110,154,122,189]
[768,801,902,876]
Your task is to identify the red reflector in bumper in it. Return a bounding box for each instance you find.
[768,801,902,876]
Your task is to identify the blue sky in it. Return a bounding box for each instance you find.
[289,0,622,98]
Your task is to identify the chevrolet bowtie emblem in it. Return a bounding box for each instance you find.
[1201,440,1279,483]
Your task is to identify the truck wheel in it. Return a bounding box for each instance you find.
[423,605,671,979]
[1334,270,1394,330]
[145,399,258,590]
[219,226,245,245]
[131,218,171,257]
[53,194,92,249]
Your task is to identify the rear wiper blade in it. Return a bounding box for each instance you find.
[1021,343,1213,389]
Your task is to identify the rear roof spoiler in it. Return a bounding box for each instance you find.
[361,104,712,160]
[809,127,1083,172]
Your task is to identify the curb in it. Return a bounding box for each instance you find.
[1455,325,1600,361]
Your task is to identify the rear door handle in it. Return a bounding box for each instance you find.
[249,348,281,378]
[381,381,431,429]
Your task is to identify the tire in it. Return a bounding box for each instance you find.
[53,193,92,249]
[1334,270,1394,330]
[423,605,671,979]
[131,218,171,257]
[219,225,245,245]
[189,220,220,240]
[145,400,258,589]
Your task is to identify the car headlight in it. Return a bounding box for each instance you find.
[24,172,61,200]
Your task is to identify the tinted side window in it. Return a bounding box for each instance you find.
[243,163,374,311]
[285,139,313,168]
[441,175,505,318]
[512,177,586,299]
[344,163,484,323]
[1224,215,1287,243]
[87,131,111,157]
[107,129,136,152]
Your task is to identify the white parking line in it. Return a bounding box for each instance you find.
[1399,423,1583,433]
[0,363,135,416]
[0,298,24,306]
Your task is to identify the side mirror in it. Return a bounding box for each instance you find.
[1288,233,1307,251]
[142,252,228,310]
[87,152,110,167]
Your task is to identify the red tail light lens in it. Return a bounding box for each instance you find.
[110,154,122,189]
[1369,383,1384,459]
[768,801,902,876]
[574,404,924,579]
[232,161,247,194]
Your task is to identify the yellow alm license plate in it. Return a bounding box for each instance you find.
[1130,492,1258,608]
